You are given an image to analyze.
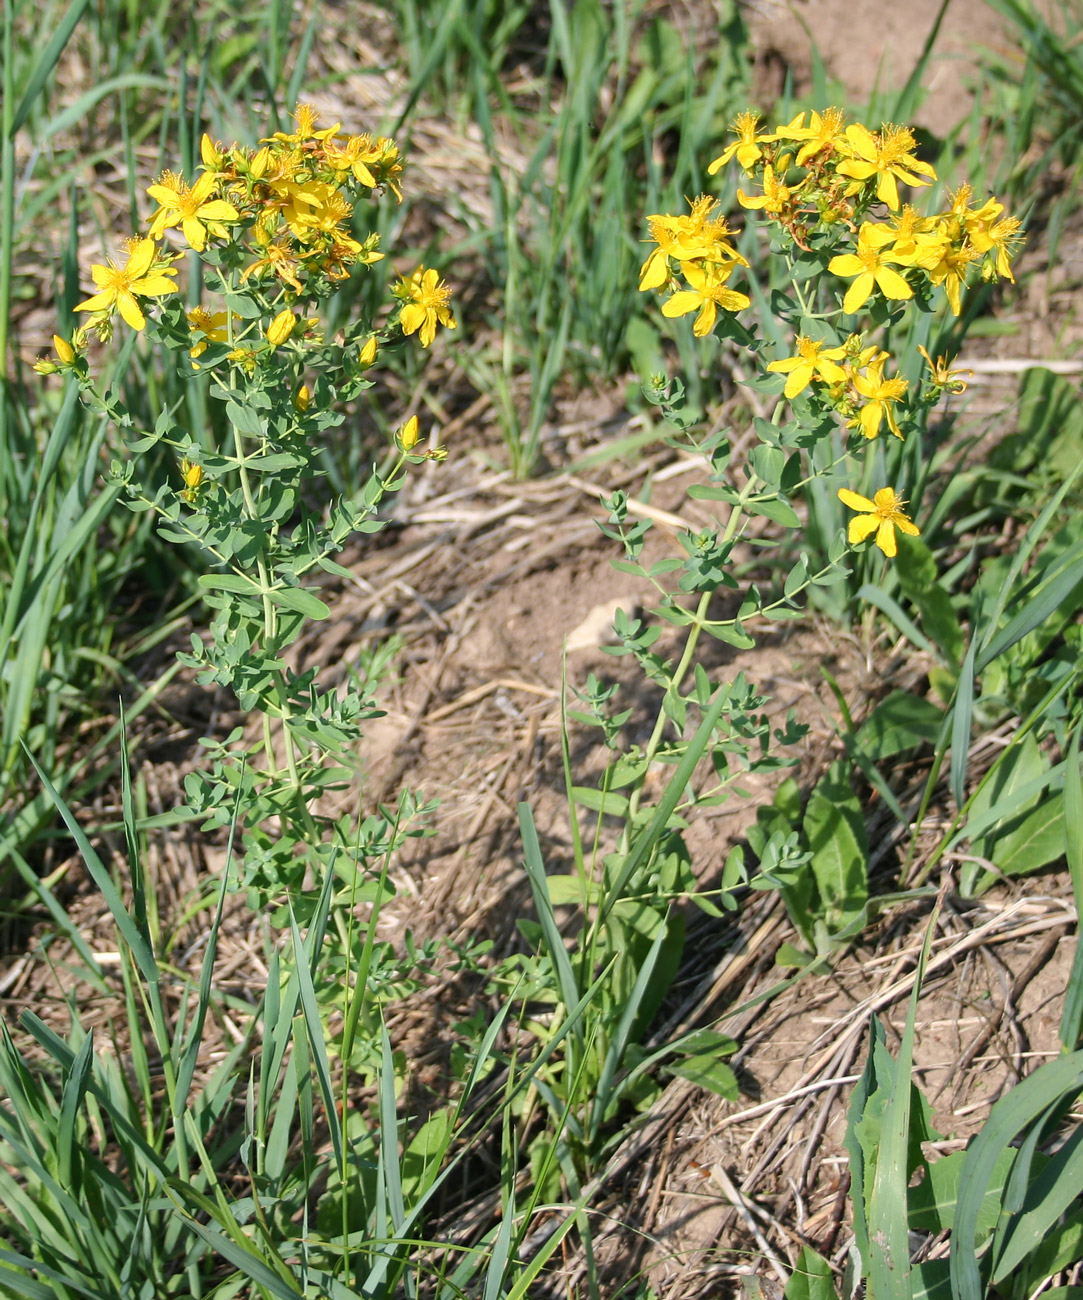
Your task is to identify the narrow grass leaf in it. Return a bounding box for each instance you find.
[600,682,730,920]
[1061,725,1083,1050]
[0,1249,108,1300]
[977,545,1083,673]
[518,801,582,1032]
[950,1050,1083,1300]
[950,638,977,809]
[977,459,1083,655]
[25,751,158,984]
[16,1011,169,1180]
[6,848,108,993]
[165,1199,305,1300]
[865,900,942,1300]
[379,1020,406,1233]
[992,1119,1083,1282]
[856,583,935,655]
[9,0,91,133]
[289,903,343,1168]
[40,75,164,139]
[56,1028,94,1190]
[590,917,669,1140]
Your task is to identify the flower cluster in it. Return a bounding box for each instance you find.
[640,108,1023,560]
[767,332,909,440]
[638,195,750,335]
[725,109,1021,316]
[52,103,454,360]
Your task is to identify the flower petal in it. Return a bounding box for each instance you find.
[838,488,876,512]
[876,519,898,557]
[849,514,880,545]
[116,291,147,330]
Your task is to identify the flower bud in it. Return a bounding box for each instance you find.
[249,146,272,180]
[181,458,204,490]
[398,415,420,452]
[200,133,224,169]
[53,334,75,365]
[266,308,296,348]
[359,336,378,368]
[295,384,311,411]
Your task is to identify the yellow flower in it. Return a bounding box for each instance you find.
[241,228,304,293]
[660,260,750,337]
[396,267,456,347]
[707,110,773,174]
[969,212,1024,283]
[767,335,848,399]
[266,103,341,145]
[837,486,920,558]
[186,307,230,360]
[146,171,239,251]
[74,237,178,331]
[266,309,297,348]
[324,133,383,188]
[912,230,975,315]
[639,195,744,291]
[398,415,420,452]
[828,221,913,315]
[917,346,971,395]
[737,164,793,218]
[772,107,847,165]
[835,123,936,210]
[851,357,907,439]
[359,336,378,367]
[295,384,311,411]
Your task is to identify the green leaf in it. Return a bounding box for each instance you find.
[198,572,261,595]
[749,494,801,527]
[803,759,868,936]
[856,692,943,761]
[968,732,1065,884]
[750,443,784,488]
[909,1148,1015,1234]
[571,786,630,817]
[225,399,266,436]
[244,453,304,472]
[267,585,331,620]
[665,1053,738,1099]
[785,1245,840,1300]
[222,292,265,319]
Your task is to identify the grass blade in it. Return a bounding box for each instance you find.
[950,1050,1083,1300]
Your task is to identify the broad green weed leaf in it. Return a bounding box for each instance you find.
[664,1052,738,1099]
[856,691,943,761]
[784,1245,840,1300]
[909,1147,1015,1234]
[803,760,868,937]
[967,732,1065,888]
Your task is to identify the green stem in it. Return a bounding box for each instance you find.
[624,472,760,833]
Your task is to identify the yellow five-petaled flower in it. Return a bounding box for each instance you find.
[661,261,750,337]
[828,222,913,315]
[767,335,848,399]
[397,267,457,347]
[146,171,239,252]
[838,486,920,558]
[74,237,178,331]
